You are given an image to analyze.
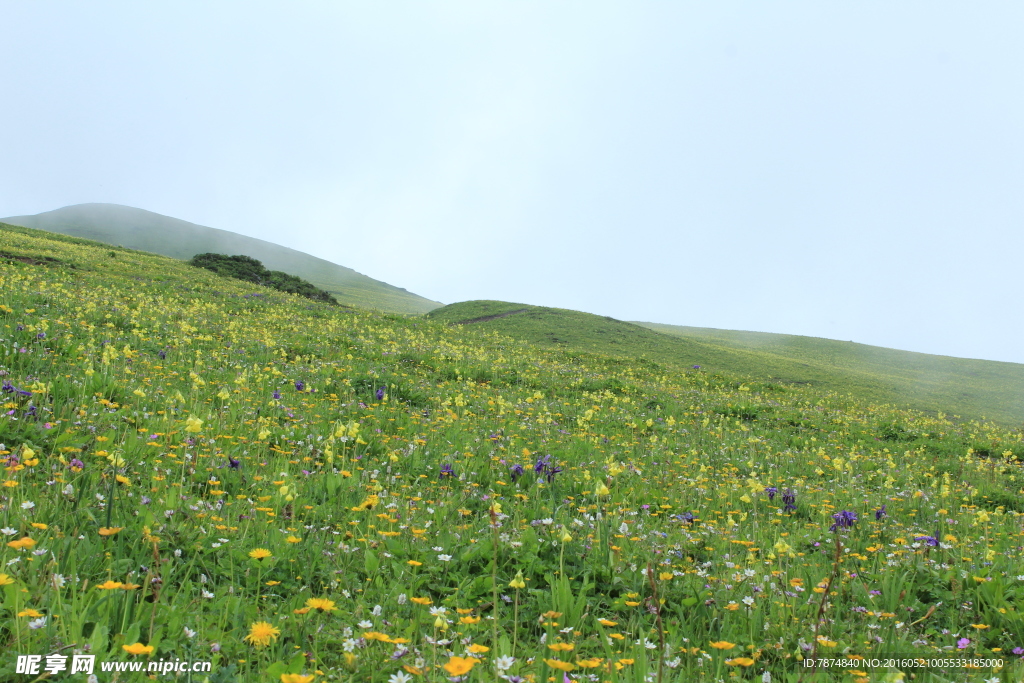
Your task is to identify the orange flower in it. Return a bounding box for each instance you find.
[280,675,315,683]
[6,537,36,550]
[709,641,736,650]
[122,643,155,655]
[410,596,432,605]
[95,580,124,590]
[442,657,478,676]
[726,657,755,667]
[98,527,123,536]
[544,659,576,671]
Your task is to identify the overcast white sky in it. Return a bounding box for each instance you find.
[2,3,1022,363]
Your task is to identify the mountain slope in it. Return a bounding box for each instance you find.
[2,203,441,315]
[428,300,1024,424]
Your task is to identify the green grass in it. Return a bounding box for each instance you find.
[2,204,442,315]
[2,224,1024,682]
[427,300,1024,425]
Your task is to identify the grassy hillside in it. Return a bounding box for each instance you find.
[428,301,1024,425]
[2,203,441,315]
[1,223,1023,681]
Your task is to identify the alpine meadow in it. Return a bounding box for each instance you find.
[3,221,1024,683]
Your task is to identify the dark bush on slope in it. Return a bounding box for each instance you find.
[190,253,338,304]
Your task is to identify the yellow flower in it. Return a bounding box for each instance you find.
[305,598,337,612]
[544,659,576,671]
[280,675,315,683]
[22,446,35,459]
[122,643,155,655]
[244,621,281,648]
[577,658,603,668]
[971,623,990,629]
[598,618,617,627]
[442,656,478,676]
[410,596,432,605]
[18,609,43,617]
[30,522,47,530]
[467,644,489,654]
[6,537,36,550]
[726,657,755,667]
[548,642,574,652]
[249,548,273,561]
[594,481,610,496]
[407,560,422,566]
[351,494,379,511]
[185,415,204,433]
[96,580,124,590]
[285,536,302,544]
[659,572,673,581]
[709,641,736,650]
[98,527,123,536]
[0,573,14,586]
[460,615,482,624]
[509,570,526,589]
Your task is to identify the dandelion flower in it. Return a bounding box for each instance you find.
[709,641,736,650]
[280,675,315,683]
[249,548,273,561]
[96,580,124,590]
[244,621,281,648]
[305,598,337,612]
[0,573,14,586]
[18,609,43,617]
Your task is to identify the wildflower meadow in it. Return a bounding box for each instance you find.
[1,223,1023,682]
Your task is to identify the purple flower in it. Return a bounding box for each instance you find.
[375,386,385,400]
[158,350,167,360]
[692,365,700,370]
[830,510,858,532]
[1012,646,1024,656]
[439,463,454,478]
[509,463,524,483]
[545,465,563,482]
[914,535,939,547]
[273,389,281,400]
[957,638,970,649]
[874,505,887,521]
[764,486,778,501]
[294,380,305,392]
[228,457,241,469]
[782,488,797,512]
[69,458,84,470]
[36,332,46,339]
[534,455,551,474]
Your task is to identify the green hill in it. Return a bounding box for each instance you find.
[427,300,1024,425]
[3,222,1024,678]
[2,203,441,315]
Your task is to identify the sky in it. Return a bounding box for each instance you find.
[2,3,1022,364]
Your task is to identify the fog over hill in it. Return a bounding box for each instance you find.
[3,203,442,315]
